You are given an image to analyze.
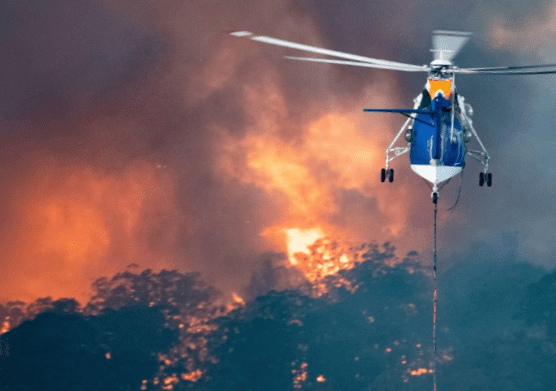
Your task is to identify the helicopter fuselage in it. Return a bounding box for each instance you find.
[409,77,466,184]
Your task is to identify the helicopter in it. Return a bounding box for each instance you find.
[230,30,556,203]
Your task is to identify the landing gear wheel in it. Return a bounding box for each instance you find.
[487,173,492,187]
[388,168,394,183]
[381,168,386,182]
[479,172,484,187]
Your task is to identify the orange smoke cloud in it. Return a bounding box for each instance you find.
[1,0,438,305]
[36,202,110,259]
[216,69,417,282]
[3,156,184,304]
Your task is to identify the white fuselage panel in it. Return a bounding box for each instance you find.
[411,164,462,185]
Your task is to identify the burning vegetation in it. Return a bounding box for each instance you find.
[2,248,556,390]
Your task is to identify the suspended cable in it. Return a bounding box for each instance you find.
[432,194,438,391]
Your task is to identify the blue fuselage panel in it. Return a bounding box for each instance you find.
[409,95,465,168]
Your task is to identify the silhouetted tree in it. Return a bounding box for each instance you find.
[3,244,556,391]
[1,303,178,391]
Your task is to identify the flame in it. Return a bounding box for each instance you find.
[1,317,10,335]
[162,374,179,390]
[267,224,360,293]
[265,219,387,296]
[232,292,245,305]
[409,368,433,376]
[181,370,203,382]
[316,375,326,382]
[284,228,325,265]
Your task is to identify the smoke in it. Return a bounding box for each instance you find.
[2,0,555,304]
[2,155,185,302]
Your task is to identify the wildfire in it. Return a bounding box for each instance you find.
[260,222,380,297]
[259,220,362,292]
[292,362,308,389]
[283,226,360,287]
[217,77,414,288]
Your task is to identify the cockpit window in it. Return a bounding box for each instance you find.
[419,89,431,109]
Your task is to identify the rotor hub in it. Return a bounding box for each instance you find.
[430,60,454,79]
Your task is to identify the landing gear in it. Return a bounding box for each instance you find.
[479,172,492,187]
[381,168,394,183]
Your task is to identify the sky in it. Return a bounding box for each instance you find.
[1,0,556,304]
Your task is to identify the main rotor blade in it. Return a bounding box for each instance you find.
[459,63,556,72]
[456,68,556,75]
[457,63,556,75]
[285,56,430,72]
[230,31,424,70]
